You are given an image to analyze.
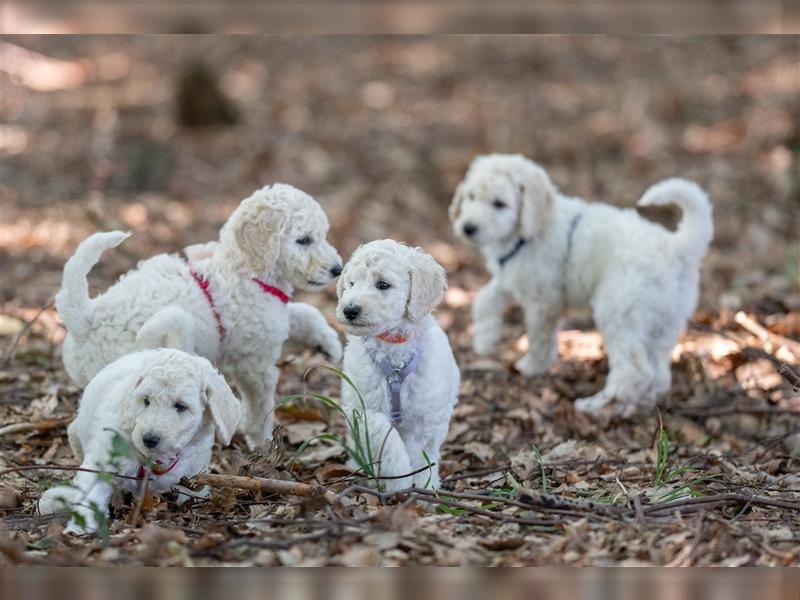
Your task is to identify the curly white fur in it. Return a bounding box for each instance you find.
[57,184,343,448]
[38,348,241,535]
[451,154,713,415]
[336,240,460,492]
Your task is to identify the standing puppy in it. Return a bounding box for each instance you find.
[336,240,459,492]
[38,348,241,535]
[450,154,713,415]
[57,184,343,448]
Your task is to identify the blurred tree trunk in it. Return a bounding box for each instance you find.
[175,61,238,127]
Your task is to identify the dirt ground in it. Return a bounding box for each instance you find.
[1,36,799,566]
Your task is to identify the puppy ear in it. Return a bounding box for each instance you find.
[448,182,465,222]
[196,358,242,445]
[336,260,349,299]
[517,163,555,239]
[232,188,289,273]
[406,248,447,322]
[119,375,144,432]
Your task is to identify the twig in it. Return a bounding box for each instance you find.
[644,493,800,516]
[0,418,70,437]
[0,464,142,481]
[734,311,800,357]
[675,406,799,418]
[633,494,645,526]
[128,467,150,528]
[192,473,347,508]
[0,299,55,370]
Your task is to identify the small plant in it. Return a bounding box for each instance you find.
[275,366,435,492]
[651,420,716,502]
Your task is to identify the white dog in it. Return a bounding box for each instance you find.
[38,348,241,535]
[450,154,713,414]
[336,240,459,492]
[56,184,343,448]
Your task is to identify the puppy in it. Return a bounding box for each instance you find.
[38,348,241,535]
[450,154,713,415]
[336,240,459,492]
[57,184,343,448]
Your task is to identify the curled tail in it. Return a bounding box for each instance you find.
[55,231,131,342]
[638,178,713,259]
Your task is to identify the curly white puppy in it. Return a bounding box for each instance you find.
[336,240,459,492]
[450,154,713,415]
[57,184,343,448]
[38,348,241,535]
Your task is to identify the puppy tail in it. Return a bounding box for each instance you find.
[55,231,131,342]
[638,178,713,259]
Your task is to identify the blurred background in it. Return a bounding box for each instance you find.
[1,36,799,567]
[2,36,798,314]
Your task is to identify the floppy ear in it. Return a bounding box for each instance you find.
[119,375,144,432]
[336,261,348,299]
[406,248,447,322]
[232,188,289,273]
[517,163,555,239]
[448,182,465,222]
[196,358,242,445]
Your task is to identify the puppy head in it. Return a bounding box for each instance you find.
[120,350,242,461]
[221,184,342,291]
[336,240,447,336]
[450,154,555,245]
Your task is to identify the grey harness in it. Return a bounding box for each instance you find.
[498,211,583,269]
[364,344,420,425]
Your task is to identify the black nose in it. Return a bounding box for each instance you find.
[142,433,160,449]
[462,222,478,237]
[330,264,342,278]
[343,304,361,321]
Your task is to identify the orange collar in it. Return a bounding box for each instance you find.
[376,331,409,344]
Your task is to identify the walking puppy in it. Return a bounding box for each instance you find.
[336,240,459,492]
[57,184,343,448]
[450,154,713,415]
[38,348,241,535]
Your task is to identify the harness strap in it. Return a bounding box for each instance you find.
[364,345,420,425]
[136,455,180,480]
[189,266,226,339]
[498,237,526,267]
[252,277,291,304]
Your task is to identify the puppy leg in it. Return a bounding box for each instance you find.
[39,466,115,535]
[472,278,508,356]
[135,305,196,353]
[234,358,280,449]
[360,412,412,493]
[287,302,343,362]
[514,305,560,376]
[576,325,654,414]
[413,422,449,490]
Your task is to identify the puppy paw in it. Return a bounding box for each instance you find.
[574,392,611,414]
[315,327,343,363]
[513,354,549,376]
[381,476,413,494]
[244,429,273,452]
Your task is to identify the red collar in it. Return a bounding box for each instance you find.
[377,331,410,344]
[137,455,180,479]
[189,265,226,339]
[252,277,290,304]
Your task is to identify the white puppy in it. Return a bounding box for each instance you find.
[336,240,459,492]
[450,154,713,415]
[57,184,343,448]
[38,348,241,535]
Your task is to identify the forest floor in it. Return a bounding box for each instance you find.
[1,36,798,566]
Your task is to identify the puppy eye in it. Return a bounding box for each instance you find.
[142,397,150,407]
[492,198,507,209]
[295,236,312,246]
[349,281,354,288]
[174,402,188,413]
[376,280,391,290]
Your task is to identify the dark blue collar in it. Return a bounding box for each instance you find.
[498,237,527,267]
